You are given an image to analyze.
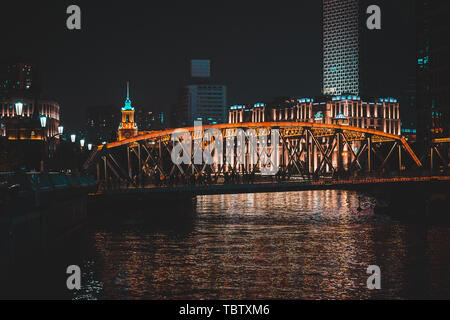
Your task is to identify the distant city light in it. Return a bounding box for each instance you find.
[314,111,324,120]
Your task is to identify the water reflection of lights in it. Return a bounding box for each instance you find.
[73,190,448,299]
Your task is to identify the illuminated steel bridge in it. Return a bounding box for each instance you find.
[430,137,450,171]
[82,122,424,188]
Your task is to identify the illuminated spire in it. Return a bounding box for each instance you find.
[122,81,134,111]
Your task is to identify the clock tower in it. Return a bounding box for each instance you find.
[118,82,138,141]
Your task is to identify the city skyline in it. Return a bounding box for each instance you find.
[1,0,449,303]
[0,1,415,130]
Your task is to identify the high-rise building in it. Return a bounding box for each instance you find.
[172,60,227,127]
[322,0,360,95]
[415,0,450,155]
[322,0,409,98]
[399,74,417,139]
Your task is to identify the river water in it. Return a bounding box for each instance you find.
[4,190,449,299]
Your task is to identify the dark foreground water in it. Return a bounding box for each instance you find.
[4,190,450,299]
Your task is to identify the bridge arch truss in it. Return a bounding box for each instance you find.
[82,122,422,186]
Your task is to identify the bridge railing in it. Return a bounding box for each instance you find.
[94,171,450,193]
[0,171,98,195]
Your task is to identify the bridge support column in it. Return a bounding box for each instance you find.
[305,129,310,178]
[96,162,100,182]
[367,136,372,173]
[127,146,132,179]
[138,144,142,187]
[398,144,403,172]
[102,156,108,185]
[336,132,343,175]
[313,144,318,173]
[430,146,434,173]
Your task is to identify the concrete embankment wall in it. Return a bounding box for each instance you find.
[0,172,96,283]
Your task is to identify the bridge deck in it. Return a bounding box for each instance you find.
[91,176,450,197]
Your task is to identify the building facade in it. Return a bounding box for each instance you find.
[173,84,227,128]
[229,95,401,135]
[0,59,60,140]
[0,98,60,140]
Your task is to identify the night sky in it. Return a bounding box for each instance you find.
[1,0,415,130]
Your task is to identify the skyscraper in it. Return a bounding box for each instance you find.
[415,0,450,156]
[322,0,360,95]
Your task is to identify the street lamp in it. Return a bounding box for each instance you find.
[88,143,92,151]
[39,116,47,171]
[58,125,64,135]
[40,115,47,128]
[70,134,76,143]
[15,102,23,117]
[80,139,85,147]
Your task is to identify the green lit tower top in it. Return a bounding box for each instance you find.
[122,81,134,111]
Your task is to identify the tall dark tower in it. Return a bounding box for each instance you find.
[415,0,450,158]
